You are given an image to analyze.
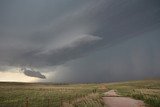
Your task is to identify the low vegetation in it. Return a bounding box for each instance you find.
[0,83,106,107]
[0,79,160,107]
[106,79,160,107]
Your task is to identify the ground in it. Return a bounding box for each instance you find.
[0,79,160,107]
[103,90,145,107]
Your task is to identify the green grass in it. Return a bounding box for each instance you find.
[0,82,106,107]
[72,93,105,107]
[0,79,160,107]
[105,79,160,107]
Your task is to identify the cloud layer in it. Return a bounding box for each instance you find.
[0,0,160,82]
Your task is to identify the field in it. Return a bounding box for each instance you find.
[106,79,160,107]
[0,83,106,107]
[0,79,160,107]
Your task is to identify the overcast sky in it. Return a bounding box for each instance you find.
[0,0,160,83]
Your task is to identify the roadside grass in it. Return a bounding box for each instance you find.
[72,93,105,107]
[105,79,160,107]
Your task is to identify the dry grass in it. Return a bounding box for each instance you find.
[105,79,160,107]
[0,82,106,107]
[0,79,159,107]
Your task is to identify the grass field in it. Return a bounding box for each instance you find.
[106,79,160,107]
[0,83,106,107]
[0,79,160,107]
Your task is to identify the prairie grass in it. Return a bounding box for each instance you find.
[0,82,106,107]
[105,79,160,107]
[0,80,160,107]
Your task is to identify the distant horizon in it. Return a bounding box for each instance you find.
[0,78,159,84]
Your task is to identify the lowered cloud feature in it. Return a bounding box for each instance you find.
[21,68,46,79]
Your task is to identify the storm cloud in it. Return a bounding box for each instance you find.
[21,68,46,79]
[0,0,160,82]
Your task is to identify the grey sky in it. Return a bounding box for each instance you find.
[0,0,160,82]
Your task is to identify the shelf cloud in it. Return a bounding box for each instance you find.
[0,0,160,82]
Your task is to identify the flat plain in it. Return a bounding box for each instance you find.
[0,79,160,107]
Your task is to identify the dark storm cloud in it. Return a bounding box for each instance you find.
[0,0,160,82]
[44,34,160,83]
[21,68,46,79]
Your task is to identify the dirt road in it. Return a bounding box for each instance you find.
[103,90,146,107]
